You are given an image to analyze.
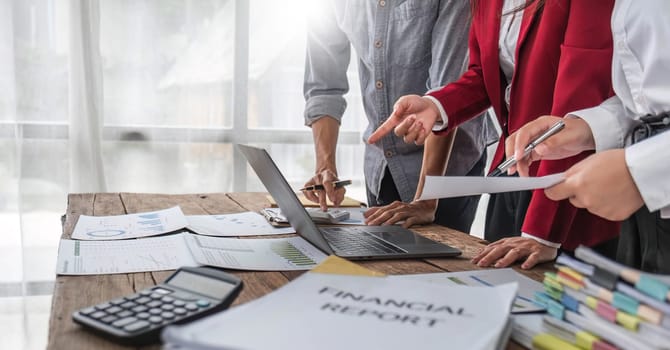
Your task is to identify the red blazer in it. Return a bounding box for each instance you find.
[428,0,619,250]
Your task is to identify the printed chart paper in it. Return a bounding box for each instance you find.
[418,173,564,200]
[71,206,189,240]
[186,212,296,236]
[56,233,328,275]
[390,268,545,313]
[184,235,327,271]
[56,233,198,275]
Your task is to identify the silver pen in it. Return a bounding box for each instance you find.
[489,120,565,177]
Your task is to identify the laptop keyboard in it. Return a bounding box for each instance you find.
[320,227,406,255]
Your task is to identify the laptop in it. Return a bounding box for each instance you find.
[237,144,461,260]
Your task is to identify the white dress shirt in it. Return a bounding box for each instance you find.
[570,0,670,218]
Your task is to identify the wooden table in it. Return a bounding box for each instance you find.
[48,192,552,350]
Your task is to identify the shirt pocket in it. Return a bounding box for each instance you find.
[389,0,439,68]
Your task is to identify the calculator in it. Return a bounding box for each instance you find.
[72,266,243,345]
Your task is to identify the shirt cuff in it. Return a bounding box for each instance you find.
[423,95,449,131]
[662,206,670,219]
[568,101,631,152]
[521,232,561,249]
[625,134,670,212]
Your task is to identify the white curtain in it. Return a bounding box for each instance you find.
[0,0,365,297]
[69,0,106,193]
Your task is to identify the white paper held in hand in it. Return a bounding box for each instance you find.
[417,173,565,200]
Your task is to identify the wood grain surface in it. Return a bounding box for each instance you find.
[48,192,550,349]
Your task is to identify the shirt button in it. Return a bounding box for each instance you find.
[379,0,386,7]
[374,40,383,48]
[385,151,393,157]
[375,80,384,89]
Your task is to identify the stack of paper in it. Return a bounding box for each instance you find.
[58,207,325,274]
[163,257,519,350]
[528,246,670,350]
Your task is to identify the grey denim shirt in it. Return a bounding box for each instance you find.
[304,0,497,203]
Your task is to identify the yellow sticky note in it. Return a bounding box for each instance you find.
[532,333,581,350]
[310,255,385,277]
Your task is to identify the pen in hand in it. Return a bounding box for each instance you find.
[489,120,565,177]
[300,179,352,191]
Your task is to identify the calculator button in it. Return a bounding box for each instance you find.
[147,301,161,308]
[161,312,175,320]
[173,300,186,307]
[184,303,198,311]
[90,311,107,319]
[79,307,97,315]
[120,301,137,309]
[148,308,162,315]
[123,320,150,333]
[117,310,133,318]
[150,293,163,299]
[148,316,163,324]
[152,287,173,294]
[109,298,126,305]
[101,315,118,324]
[173,308,187,316]
[139,290,152,296]
[196,300,211,308]
[132,305,148,313]
[112,317,137,328]
[136,312,150,320]
[161,296,175,303]
[125,293,141,301]
[95,303,112,311]
[160,304,175,311]
[135,297,152,304]
[105,306,123,315]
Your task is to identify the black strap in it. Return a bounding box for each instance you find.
[631,112,670,144]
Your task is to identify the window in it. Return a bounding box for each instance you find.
[1,0,368,297]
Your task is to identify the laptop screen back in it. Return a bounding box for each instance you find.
[237,144,333,254]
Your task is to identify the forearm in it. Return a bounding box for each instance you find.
[414,130,457,204]
[311,116,340,173]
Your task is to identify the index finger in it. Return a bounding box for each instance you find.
[368,118,400,144]
[513,116,559,160]
[367,105,409,144]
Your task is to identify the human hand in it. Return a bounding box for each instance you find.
[505,115,596,176]
[367,95,440,145]
[471,237,558,269]
[302,168,345,212]
[545,149,643,221]
[363,200,438,228]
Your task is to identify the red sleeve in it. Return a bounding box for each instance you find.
[522,0,618,247]
[427,7,492,135]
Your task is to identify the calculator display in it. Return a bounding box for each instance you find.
[166,271,236,300]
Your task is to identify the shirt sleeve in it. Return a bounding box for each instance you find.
[521,233,561,249]
[625,132,670,213]
[569,96,638,151]
[303,1,350,126]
